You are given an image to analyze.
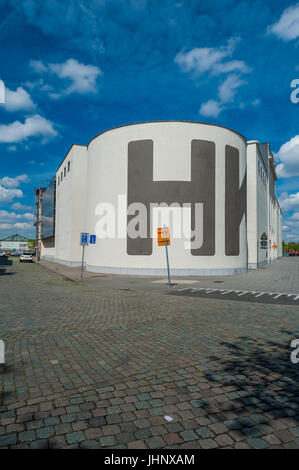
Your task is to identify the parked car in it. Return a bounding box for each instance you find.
[20,253,33,263]
[11,251,22,257]
[0,251,6,257]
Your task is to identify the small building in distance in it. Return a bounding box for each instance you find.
[0,234,28,252]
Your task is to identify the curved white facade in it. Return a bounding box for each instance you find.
[85,122,247,275]
[41,121,282,276]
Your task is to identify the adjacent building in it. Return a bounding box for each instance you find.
[0,234,28,251]
[39,121,282,275]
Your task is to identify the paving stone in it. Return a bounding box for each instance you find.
[37,426,55,439]
[145,436,165,448]
[127,440,147,449]
[0,433,17,447]
[215,434,234,446]
[196,427,214,438]
[135,429,152,440]
[99,436,117,447]
[247,438,269,449]
[66,431,85,444]
[200,438,219,449]
[30,439,49,449]
[80,440,100,449]
[180,430,198,441]
[164,433,183,445]
[19,430,36,442]
[115,432,135,444]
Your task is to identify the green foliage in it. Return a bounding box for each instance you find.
[27,239,36,250]
[282,240,299,253]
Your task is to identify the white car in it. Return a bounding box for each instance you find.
[0,251,6,257]
[20,253,33,263]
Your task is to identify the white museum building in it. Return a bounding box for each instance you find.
[39,121,282,275]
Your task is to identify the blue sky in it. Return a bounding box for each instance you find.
[0,0,298,241]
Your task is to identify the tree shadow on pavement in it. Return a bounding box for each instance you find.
[201,330,298,432]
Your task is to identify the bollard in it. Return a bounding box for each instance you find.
[0,340,4,369]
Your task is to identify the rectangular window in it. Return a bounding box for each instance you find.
[68,161,70,172]
[61,171,63,181]
[58,176,60,185]
[64,167,66,177]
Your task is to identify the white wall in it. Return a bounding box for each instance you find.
[42,144,88,265]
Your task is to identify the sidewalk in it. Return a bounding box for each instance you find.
[37,257,299,295]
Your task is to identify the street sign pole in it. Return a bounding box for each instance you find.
[164,226,171,287]
[80,232,89,279]
[81,244,85,279]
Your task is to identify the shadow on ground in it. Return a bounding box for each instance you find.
[195,330,299,435]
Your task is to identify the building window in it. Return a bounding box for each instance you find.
[64,167,66,177]
[68,161,70,172]
[61,171,63,181]
[58,176,60,185]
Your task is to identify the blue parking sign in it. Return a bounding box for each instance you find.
[90,234,96,244]
[80,232,89,246]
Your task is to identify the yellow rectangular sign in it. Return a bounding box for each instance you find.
[157,227,170,246]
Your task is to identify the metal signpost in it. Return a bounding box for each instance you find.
[80,232,89,279]
[157,226,172,287]
[0,340,4,366]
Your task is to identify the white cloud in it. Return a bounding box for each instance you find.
[49,59,101,95]
[174,38,249,76]
[175,38,250,118]
[199,99,222,118]
[14,222,32,230]
[251,99,261,107]
[290,212,299,220]
[0,210,33,222]
[218,74,244,103]
[29,59,48,73]
[0,174,30,188]
[275,135,299,178]
[0,186,23,203]
[0,115,57,144]
[279,191,299,212]
[3,86,35,112]
[11,202,32,211]
[30,58,101,97]
[200,74,244,117]
[268,3,299,41]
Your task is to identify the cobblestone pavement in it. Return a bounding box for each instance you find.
[0,259,298,449]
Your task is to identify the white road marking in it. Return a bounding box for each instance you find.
[174,288,299,301]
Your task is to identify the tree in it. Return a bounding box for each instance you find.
[27,239,36,250]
